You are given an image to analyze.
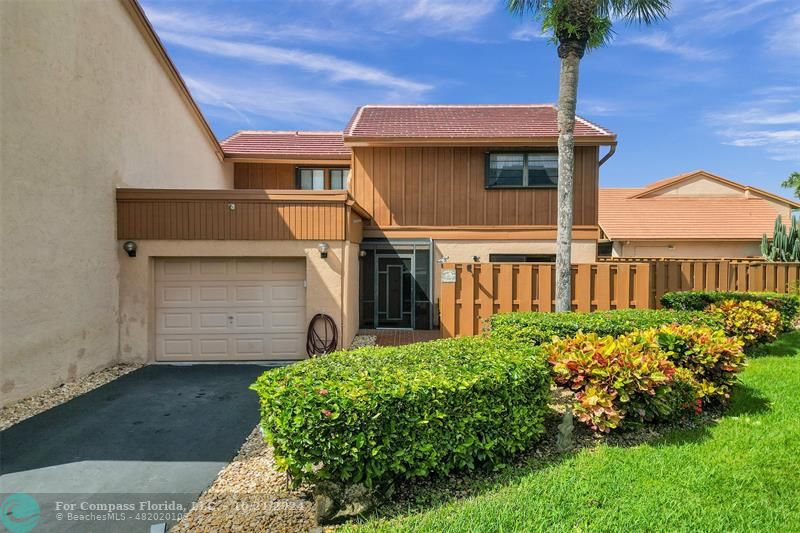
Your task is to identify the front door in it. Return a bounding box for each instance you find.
[376,253,414,329]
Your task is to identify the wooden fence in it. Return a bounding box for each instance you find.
[439,260,800,338]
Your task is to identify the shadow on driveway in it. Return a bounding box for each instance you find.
[0,364,269,532]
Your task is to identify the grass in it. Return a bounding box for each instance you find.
[348,334,800,532]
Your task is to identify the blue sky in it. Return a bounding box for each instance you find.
[141,0,799,196]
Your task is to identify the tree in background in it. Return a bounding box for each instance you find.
[781,171,800,200]
[506,0,670,311]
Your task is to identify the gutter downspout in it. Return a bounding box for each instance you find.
[599,143,617,167]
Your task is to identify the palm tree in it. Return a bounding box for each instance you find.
[507,0,670,312]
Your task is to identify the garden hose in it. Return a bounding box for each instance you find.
[306,313,338,357]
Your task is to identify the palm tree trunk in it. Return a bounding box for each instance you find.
[555,51,581,312]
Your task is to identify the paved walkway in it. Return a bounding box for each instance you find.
[0,364,267,532]
[359,329,442,346]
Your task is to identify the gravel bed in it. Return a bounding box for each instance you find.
[171,428,316,533]
[172,335,377,532]
[349,335,377,349]
[0,363,143,431]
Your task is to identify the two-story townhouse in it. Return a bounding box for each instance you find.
[115,106,616,363]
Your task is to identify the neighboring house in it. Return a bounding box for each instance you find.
[599,170,800,259]
[1,0,232,406]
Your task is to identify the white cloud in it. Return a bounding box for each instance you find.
[400,0,495,28]
[578,99,621,117]
[159,31,432,95]
[144,5,354,44]
[768,12,800,57]
[183,75,359,130]
[511,26,548,42]
[622,32,722,61]
[346,0,495,35]
[708,89,800,163]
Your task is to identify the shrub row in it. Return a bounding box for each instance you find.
[251,337,551,489]
[661,290,800,331]
[707,300,781,347]
[489,308,721,346]
[546,324,747,432]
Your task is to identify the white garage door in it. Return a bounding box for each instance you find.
[155,258,306,361]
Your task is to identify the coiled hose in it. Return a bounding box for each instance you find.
[306,313,338,357]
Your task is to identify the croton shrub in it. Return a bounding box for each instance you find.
[707,299,782,347]
[251,337,551,489]
[490,309,721,346]
[546,331,696,432]
[653,324,746,404]
[661,290,800,332]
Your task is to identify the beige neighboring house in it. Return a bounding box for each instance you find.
[599,170,800,259]
[1,0,231,405]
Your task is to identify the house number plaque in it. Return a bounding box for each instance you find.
[441,269,456,283]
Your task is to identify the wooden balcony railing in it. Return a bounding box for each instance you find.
[116,189,366,241]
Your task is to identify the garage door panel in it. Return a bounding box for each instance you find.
[155,258,306,361]
[156,258,306,282]
[156,281,305,308]
[156,307,305,335]
[156,334,306,361]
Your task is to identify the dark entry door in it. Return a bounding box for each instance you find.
[376,254,414,329]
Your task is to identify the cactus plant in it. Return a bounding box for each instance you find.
[762,215,800,262]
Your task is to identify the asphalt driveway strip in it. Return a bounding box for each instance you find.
[0,364,269,532]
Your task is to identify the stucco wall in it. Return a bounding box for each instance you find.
[1,0,232,405]
[651,176,741,197]
[614,240,762,259]
[118,240,352,364]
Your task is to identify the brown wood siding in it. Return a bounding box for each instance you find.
[351,145,599,228]
[117,189,351,240]
[234,162,297,189]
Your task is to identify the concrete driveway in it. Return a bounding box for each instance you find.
[0,364,268,532]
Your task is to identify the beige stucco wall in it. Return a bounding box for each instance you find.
[614,240,762,259]
[118,240,354,364]
[652,176,741,197]
[430,239,597,323]
[1,0,232,405]
[342,241,361,346]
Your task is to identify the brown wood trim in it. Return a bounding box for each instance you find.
[344,136,616,147]
[116,188,351,202]
[116,188,370,241]
[364,226,599,240]
[226,157,351,164]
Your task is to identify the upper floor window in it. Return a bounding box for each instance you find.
[298,168,350,190]
[330,168,350,190]
[485,152,558,188]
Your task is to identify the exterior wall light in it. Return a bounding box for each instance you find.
[318,242,329,258]
[472,255,481,262]
[123,241,137,258]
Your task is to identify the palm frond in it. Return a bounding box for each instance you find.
[599,0,671,24]
[506,0,549,17]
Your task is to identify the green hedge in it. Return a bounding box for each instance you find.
[490,309,721,346]
[660,291,800,331]
[251,337,551,489]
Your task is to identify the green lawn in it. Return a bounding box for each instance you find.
[349,335,800,532]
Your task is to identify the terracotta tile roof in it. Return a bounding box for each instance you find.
[344,104,615,141]
[599,188,786,241]
[220,131,350,159]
